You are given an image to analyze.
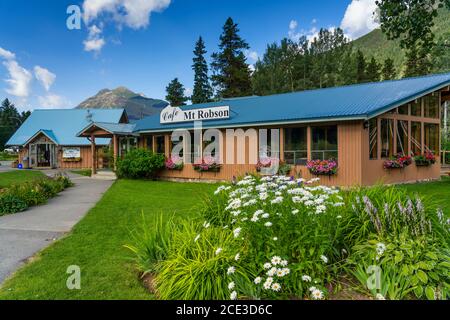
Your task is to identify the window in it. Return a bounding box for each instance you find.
[155,136,165,154]
[398,104,409,115]
[397,120,409,155]
[411,122,422,155]
[146,136,153,151]
[380,119,394,158]
[284,127,307,165]
[411,100,422,117]
[424,123,439,155]
[311,125,337,160]
[424,94,439,118]
[369,119,378,159]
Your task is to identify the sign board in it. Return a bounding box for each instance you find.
[63,147,81,159]
[160,105,230,124]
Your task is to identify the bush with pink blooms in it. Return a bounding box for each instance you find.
[307,159,338,176]
[165,156,184,170]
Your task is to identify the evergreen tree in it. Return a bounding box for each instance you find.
[211,17,252,98]
[382,58,396,80]
[191,36,213,104]
[165,78,188,107]
[366,57,381,82]
[356,50,368,83]
[0,98,29,150]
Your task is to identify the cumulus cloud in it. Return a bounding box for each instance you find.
[84,25,106,53]
[340,0,379,39]
[34,66,56,91]
[288,20,319,43]
[82,0,171,29]
[0,47,15,60]
[38,94,68,108]
[2,60,32,98]
[245,50,259,62]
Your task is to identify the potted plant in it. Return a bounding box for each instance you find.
[165,155,184,170]
[307,159,338,176]
[383,154,412,169]
[414,152,436,167]
[193,156,221,172]
[255,157,272,172]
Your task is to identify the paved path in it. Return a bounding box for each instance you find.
[0,161,14,172]
[0,171,114,283]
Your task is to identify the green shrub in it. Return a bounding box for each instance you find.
[0,194,28,215]
[124,213,174,275]
[117,149,165,179]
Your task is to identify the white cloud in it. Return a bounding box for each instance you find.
[84,25,106,53]
[34,66,56,91]
[0,47,15,60]
[38,94,68,108]
[288,20,301,42]
[82,0,171,29]
[311,18,317,24]
[2,60,32,98]
[245,50,259,62]
[289,20,298,30]
[184,87,192,97]
[340,0,379,39]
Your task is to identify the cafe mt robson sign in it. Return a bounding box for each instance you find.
[160,105,230,124]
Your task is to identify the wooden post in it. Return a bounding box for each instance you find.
[91,134,96,175]
[113,134,118,171]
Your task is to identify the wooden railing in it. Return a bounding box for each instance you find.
[441,150,450,167]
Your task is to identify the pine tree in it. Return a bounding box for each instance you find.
[366,57,381,82]
[356,50,368,83]
[382,58,396,80]
[165,78,188,107]
[211,17,252,98]
[191,37,213,104]
[0,98,28,150]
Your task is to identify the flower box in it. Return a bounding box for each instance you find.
[307,159,338,176]
[414,152,436,167]
[383,154,411,169]
[193,156,221,172]
[165,156,184,170]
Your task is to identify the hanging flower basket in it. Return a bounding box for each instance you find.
[307,159,338,176]
[414,152,436,167]
[165,156,184,170]
[193,156,221,172]
[383,154,412,169]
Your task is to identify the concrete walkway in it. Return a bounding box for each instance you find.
[0,171,114,283]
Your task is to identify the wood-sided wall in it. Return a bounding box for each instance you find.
[144,121,365,187]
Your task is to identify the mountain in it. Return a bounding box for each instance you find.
[352,8,450,75]
[76,87,168,121]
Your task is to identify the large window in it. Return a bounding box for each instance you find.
[284,127,307,165]
[424,123,439,155]
[369,119,378,159]
[424,95,439,119]
[311,125,337,160]
[411,122,422,155]
[380,119,394,158]
[155,136,165,155]
[396,120,409,155]
[411,100,422,117]
[398,104,409,115]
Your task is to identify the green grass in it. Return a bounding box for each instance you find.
[0,152,18,161]
[399,176,450,217]
[70,169,92,177]
[0,179,217,300]
[0,170,44,189]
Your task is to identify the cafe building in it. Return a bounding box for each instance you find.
[8,72,450,186]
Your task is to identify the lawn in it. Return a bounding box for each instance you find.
[70,169,92,177]
[0,179,217,300]
[0,170,44,189]
[399,176,450,217]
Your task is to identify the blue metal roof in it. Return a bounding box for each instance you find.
[7,109,126,146]
[134,72,450,132]
[77,122,136,136]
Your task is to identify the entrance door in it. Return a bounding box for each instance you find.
[37,144,51,167]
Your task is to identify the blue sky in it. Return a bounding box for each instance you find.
[0,0,378,111]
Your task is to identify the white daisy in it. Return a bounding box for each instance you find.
[254,277,262,284]
[234,253,240,261]
[194,234,200,242]
[271,283,281,292]
[264,222,273,227]
[215,248,223,255]
[227,266,236,275]
[302,275,312,282]
[228,282,235,290]
[311,289,324,300]
[320,255,328,264]
[230,291,237,300]
[271,256,282,265]
[263,262,272,269]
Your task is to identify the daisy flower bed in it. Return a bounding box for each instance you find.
[126,175,450,300]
